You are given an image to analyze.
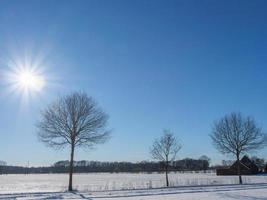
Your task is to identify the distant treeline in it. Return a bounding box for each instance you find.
[0,158,209,174]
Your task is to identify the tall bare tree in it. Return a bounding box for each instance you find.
[210,112,267,184]
[37,92,110,191]
[150,130,182,187]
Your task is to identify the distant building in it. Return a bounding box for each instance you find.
[217,156,259,175]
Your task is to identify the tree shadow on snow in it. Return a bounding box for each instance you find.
[70,191,92,200]
[0,191,93,200]
[219,193,267,200]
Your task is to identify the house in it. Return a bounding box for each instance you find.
[217,156,259,175]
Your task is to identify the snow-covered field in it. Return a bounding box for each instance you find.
[1,172,267,193]
[1,172,267,199]
[1,183,267,199]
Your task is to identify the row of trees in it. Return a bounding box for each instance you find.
[0,158,210,174]
[52,157,209,172]
[35,92,267,190]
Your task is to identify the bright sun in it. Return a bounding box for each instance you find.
[3,55,48,103]
[16,70,45,92]
[13,69,45,92]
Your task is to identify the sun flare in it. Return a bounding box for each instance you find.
[16,70,45,92]
[3,52,51,104]
[4,63,47,101]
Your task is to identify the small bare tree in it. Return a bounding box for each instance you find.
[37,92,110,191]
[210,112,267,184]
[150,130,182,187]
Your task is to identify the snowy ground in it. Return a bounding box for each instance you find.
[1,183,267,199]
[1,173,267,199]
[1,172,267,193]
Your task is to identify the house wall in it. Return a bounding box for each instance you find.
[216,168,258,175]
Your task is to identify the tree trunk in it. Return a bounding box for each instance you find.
[237,154,242,184]
[68,144,75,191]
[165,162,169,187]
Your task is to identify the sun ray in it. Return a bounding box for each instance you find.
[15,69,45,92]
[2,56,46,104]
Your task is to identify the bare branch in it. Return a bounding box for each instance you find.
[150,130,182,163]
[210,112,267,157]
[37,92,110,150]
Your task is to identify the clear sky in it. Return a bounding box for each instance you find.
[0,0,267,166]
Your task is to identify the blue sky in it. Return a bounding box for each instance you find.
[0,0,267,166]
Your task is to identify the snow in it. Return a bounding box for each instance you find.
[1,172,267,193]
[1,173,267,199]
[1,184,267,199]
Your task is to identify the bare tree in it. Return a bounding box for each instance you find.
[37,92,110,191]
[210,112,267,184]
[150,130,182,187]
